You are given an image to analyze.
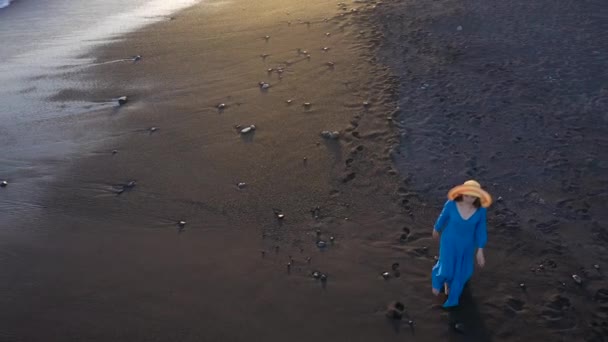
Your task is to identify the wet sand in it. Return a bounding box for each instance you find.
[1,0,607,341]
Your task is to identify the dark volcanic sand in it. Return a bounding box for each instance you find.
[1,0,607,341]
[373,0,608,340]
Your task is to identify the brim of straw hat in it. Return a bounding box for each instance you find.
[447,185,493,208]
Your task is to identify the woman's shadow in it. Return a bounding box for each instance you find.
[446,283,492,342]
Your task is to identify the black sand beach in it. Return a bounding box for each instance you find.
[1,0,607,341]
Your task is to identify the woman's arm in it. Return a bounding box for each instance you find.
[475,209,488,267]
[433,200,451,235]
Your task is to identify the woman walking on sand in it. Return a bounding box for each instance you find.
[431,180,492,308]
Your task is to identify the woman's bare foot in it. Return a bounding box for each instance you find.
[444,283,450,295]
[432,288,440,296]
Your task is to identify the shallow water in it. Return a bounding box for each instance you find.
[0,0,201,123]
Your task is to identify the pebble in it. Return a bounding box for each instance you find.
[149,127,158,132]
[325,32,331,36]
[399,233,408,242]
[126,180,137,188]
[594,264,600,270]
[453,322,465,334]
[277,213,285,220]
[306,257,311,263]
[391,262,400,270]
[519,283,526,290]
[572,274,582,285]
[264,35,270,40]
[178,220,187,227]
[320,131,340,139]
[363,101,370,107]
[320,274,327,282]
[408,320,415,326]
[0,181,7,187]
[382,271,391,279]
[329,236,335,243]
[259,82,270,90]
[322,47,330,51]
[286,99,293,104]
[117,96,128,105]
[217,103,226,110]
[312,271,321,279]
[240,125,256,134]
[456,25,463,31]
[133,55,142,62]
[237,182,247,189]
[327,62,335,67]
[316,240,327,248]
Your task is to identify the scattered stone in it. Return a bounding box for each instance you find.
[303,102,312,108]
[320,274,327,282]
[325,32,331,36]
[519,283,526,290]
[217,103,227,110]
[456,25,463,31]
[382,271,391,279]
[132,55,142,62]
[316,229,322,236]
[322,47,330,52]
[259,82,270,89]
[316,240,327,248]
[399,233,408,242]
[572,274,582,285]
[287,262,291,270]
[117,96,128,106]
[433,255,439,261]
[149,127,158,133]
[386,301,405,320]
[453,322,465,334]
[267,68,274,73]
[286,99,293,104]
[327,61,335,67]
[178,220,187,227]
[320,131,340,139]
[312,271,321,279]
[0,181,7,187]
[260,53,269,58]
[306,257,311,263]
[363,101,370,107]
[329,236,335,243]
[237,182,247,189]
[392,262,400,271]
[126,180,137,188]
[240,125,256,134]
[264,35,270,40]
[408,320,415,326]
[594,264,600,270]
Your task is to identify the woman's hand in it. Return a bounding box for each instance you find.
[432,229,439,239]
[476,249,485,268]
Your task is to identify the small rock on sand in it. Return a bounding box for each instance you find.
[118,96,128,105]
[240,125,256,134]
[320,131,340,139]
[572,274,583,285]
[0,181,7,187]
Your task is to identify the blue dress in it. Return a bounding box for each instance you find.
[431,200,487,307]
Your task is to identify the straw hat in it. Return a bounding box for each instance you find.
[447,180,493,208]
